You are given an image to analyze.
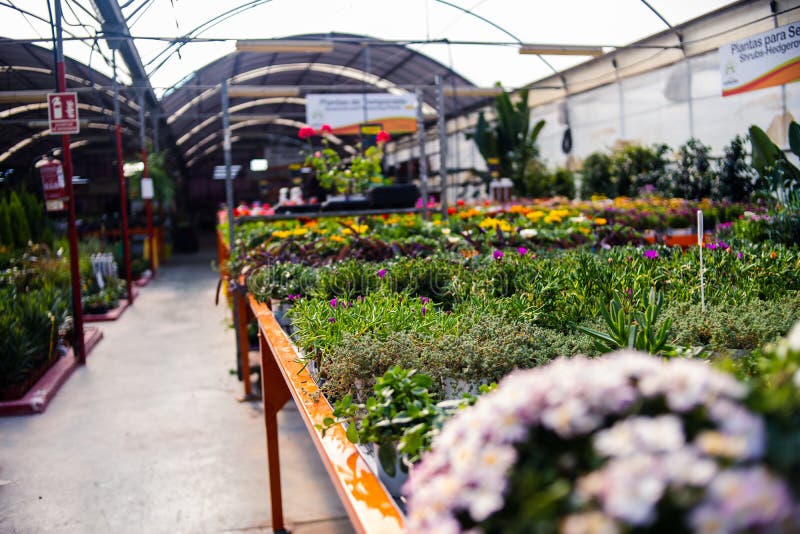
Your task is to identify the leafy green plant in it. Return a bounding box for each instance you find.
[714,135,757,202]
[7,192,31,249]
[611,142,670,197]
[749,122,800,206]
[471,87,546,195]
[664,138,714,199]
[320,366,440,474]
[576,288,675,356]
[580,151,614,198]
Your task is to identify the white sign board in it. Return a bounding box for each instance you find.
[720,22,800,97]
[47,92,80,134]
[305,93,417,135]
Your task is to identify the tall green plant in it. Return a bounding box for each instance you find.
[749,122,800,206]
[666,138,714,200]
[7,192,30,249]
[580,151,614,198]
[471,87,545,195]
[713,135,757,202]
[0,198,12,248]
[129,150,175,206]
[611,143,670,197]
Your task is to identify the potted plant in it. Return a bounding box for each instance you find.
[319,366,450,497]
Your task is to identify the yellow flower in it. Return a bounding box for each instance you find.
[526,210,545,222]
[594,217,607,225]
[479,217,501,229]
[291,227,308,236]
[272,230,292,239]
[544,214,562,224]
[330,235,346,243]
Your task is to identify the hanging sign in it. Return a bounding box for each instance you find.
[39,161,67,212]
[720,22,800,97]
[47,92,80,134]
[306,93,417,135]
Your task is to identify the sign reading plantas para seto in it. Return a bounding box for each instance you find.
[720,22,800,97]
[305,93,417,135]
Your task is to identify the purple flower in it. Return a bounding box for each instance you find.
[419,297,431,305]
[706,243,718,251]
[737,252,743,259]
[644,250,659,260]
[377,268,387,279]
[421,306,427,316]
[328,317,336,323]
[287,294,298,302]
[719,242,729,250]
[493,250,504,260]
[517,246,528,256]
[329,298,337,308]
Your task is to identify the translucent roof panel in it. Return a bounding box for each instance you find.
[0,0,736,92]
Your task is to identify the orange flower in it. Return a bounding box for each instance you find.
[770,251,777,259]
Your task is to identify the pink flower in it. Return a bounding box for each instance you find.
[376,130,391,144]
[329,298,337,308]
[298,126,315,139]
[420,296,430,304]
[517,247,528,256]
[319,124,332,135]
[421,306,427,316]
[328,317,336,323]
[493,250,504,260]
[377,268,387,279]
[644,250,659,260]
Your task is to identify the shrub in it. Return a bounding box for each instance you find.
[714,135,757,202]
[611,143,670,197]
[664,138,714,200]
[580,152,614,198]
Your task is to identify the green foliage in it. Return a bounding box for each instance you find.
[7,191,31,249]
[665,293,800,352]
[0,197,12,248]
[749,123,800,205]
[319,317,596,402]
[576,288,675,356]
[471,87,546,195]
[713,135,757,202]
[129,151,175,205]
[320,366,441,473]
[611,143,670,197]
[664,138,714,200]
[305,141,388,194]
[524,163,575,199]
[580,152,614,198]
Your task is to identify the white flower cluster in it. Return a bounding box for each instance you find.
[404,351,794,534]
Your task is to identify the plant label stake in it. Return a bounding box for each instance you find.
[698,210,705,312]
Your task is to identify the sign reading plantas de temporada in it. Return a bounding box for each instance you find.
[720,22,800,97]
[305,93,417,135]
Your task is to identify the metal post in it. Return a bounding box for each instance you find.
[435,75,448,216]
[222,80,244,383]
[612,58,626,139]
[415,88,429,220]
[112,50,134,304]
[138,90,155,277]
[686,58,694,139]
[54,0,85,363]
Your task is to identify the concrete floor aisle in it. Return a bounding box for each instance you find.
[0,241,354,534]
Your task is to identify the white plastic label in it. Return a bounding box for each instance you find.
[141,177,154,200]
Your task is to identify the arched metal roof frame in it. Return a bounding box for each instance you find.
[0,41,147,168]
[161,33,488,170]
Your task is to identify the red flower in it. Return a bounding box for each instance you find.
[376,130,391,144]
[298,126,315,139]
[447,207,457,215]
[319,124,332,135]
[457,199,465,207]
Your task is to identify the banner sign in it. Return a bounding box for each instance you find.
[39,161,66,212]
[305,93,417,135]
[720,22,800,97]
[47,92,80,134]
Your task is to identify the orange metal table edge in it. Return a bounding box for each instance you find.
[249,296,406,534]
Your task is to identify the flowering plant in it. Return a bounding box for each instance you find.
[299,125,392,195]
[405,351,796,533]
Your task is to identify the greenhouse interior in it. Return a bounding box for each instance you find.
[2,0,800,532]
